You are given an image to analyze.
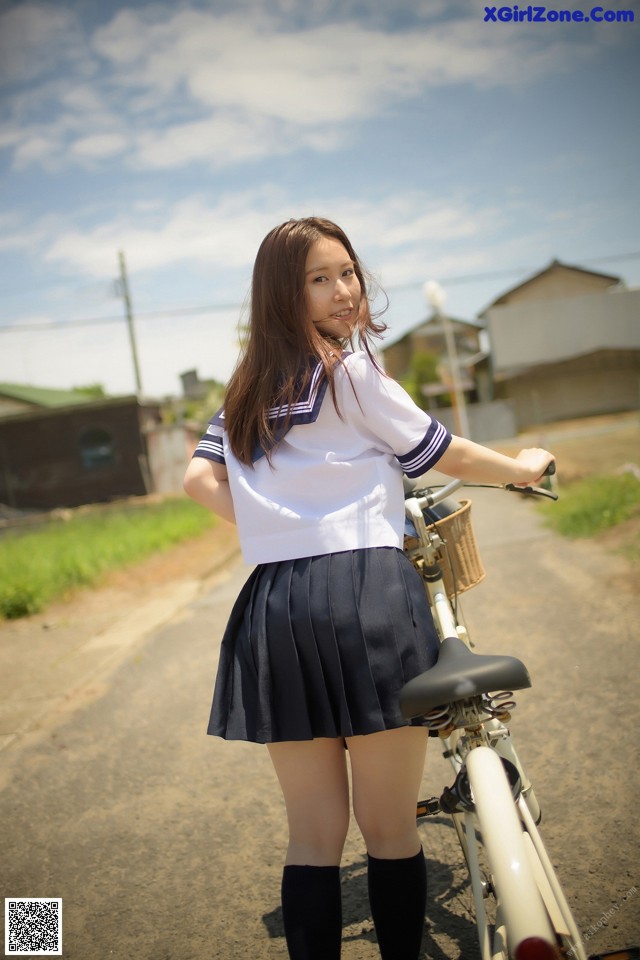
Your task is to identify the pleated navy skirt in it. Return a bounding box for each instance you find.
[207,547,439,743]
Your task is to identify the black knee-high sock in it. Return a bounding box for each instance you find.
[281,864,342,960]
[367,849,427,960]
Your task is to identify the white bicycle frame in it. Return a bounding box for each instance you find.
[404,480,587,960]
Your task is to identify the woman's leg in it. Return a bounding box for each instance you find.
[268,737,350,865]
[347,726,427,859]
[267,738,350,960]
[346,727,429,960]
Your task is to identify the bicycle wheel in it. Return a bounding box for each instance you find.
[466,746,558,959]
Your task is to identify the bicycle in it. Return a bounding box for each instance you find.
[399,469,589,960]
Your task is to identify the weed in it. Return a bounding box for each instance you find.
[0,497,215,620]
[538,473,640,538]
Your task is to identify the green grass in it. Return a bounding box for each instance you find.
[538,472,640,538]
[0,497,215,620]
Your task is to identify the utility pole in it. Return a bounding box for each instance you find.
[424,280,470,439]
[117,250,143,396]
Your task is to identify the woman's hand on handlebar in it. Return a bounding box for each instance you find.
[435,436,555,487]
[513,448,555,486]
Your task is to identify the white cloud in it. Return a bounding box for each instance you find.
[5,74,125,170]
[130,110,345,170]
[319,193,506,270]
[71,133,129,159]
[38,187,508,296]
[0,4,612,174]
[92,10,545,126]
[43,190,287,277]
[0,210,58,253]
[13,134,58,169]
[0,128,21,151]
[132,115,283,169]
[59,84,106,113]
[2,171,612,314]
[0,2,85,85]
[96,7,603,113]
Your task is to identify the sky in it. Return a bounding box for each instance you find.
[0,0,638,399]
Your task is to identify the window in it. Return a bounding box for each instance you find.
[78,427,116,470]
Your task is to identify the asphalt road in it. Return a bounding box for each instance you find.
[1,485,638,959]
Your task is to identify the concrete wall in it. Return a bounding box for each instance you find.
[497,350,640,429]
[432,400,518,442]
[145,425,195,495]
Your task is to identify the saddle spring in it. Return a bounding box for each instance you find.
[421,705,454,730]
[419,692,517,730]
[481,691,517,720]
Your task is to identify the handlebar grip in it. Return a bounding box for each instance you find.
[543,460,556,477]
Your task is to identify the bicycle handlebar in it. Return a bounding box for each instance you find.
[405,460,558,508]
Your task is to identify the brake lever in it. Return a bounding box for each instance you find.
[504,483,559,500]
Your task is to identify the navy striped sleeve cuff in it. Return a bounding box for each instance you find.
[192,433,226,465]
[396,419,452,478]
[191,407,226,465]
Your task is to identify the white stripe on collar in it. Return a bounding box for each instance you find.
[208,356,341,461]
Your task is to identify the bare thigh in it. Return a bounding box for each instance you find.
[346,726,429,860]
[268,738,350,866]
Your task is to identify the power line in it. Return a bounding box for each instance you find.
[385,251,640,291]
[1,249,639,334]
[0,315,123,333]
[0,301,243,334]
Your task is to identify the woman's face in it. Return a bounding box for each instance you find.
[304,236,362,339]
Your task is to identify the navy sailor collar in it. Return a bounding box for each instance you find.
[210,352,351,462]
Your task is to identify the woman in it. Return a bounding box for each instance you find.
[184,217,553,960]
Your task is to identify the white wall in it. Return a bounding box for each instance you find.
[487,288,640,371]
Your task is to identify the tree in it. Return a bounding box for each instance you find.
[73,383,106,398]
[399,350,450,410]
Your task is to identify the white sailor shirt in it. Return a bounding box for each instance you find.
[192,351,452,565]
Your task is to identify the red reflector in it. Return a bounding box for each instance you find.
[514,938,560,960]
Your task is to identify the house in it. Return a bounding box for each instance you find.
[380,313,489,403]
[484,258,621,307]
[0,388,198,511]
[481,259,640,429]
[0,383,96,418]
[378,312,519,440]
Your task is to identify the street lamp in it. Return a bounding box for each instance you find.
[424,280,470,438]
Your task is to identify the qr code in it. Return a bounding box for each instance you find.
[5,899,62,956]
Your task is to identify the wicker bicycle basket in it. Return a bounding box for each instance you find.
[404,498,486,600]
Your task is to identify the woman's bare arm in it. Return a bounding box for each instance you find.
[183,457,236,525]
[435,436,554,486]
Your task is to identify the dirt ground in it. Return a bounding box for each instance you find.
[489,410,639,481]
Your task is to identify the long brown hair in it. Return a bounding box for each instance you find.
[224,217,387,465]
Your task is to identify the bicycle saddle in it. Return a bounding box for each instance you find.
[399,635,531,720]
